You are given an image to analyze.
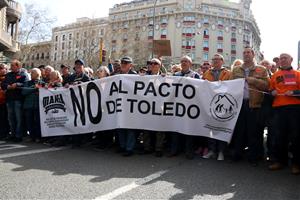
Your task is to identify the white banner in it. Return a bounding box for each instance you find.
[39,75,244,143]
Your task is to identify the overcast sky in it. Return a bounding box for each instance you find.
[18,0,300,65]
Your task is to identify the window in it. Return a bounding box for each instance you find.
[83,39,87,47]
[54,53,57,61]
[55,35,58,42]
[203,53,209,61]
[148,30,153,37]
[62,42,65,50]
[69,41,72,49]
[204,29,209,36]
[190,52,195,60]
[184,0,195,11]
[76,32,80,39]
[218,31,223,37]
[62,35,65,41]
[36,53,39,60]
[68,51,71,59]
[203,41,209,48]
[161,17,168,24]
[183,16,195,22]
[100,29,104,35]
[217,43,223,49]
[31,55,34,60]
[55,44,57,51]
[217,19,224,26]
[203,16,209,24]
[41,53,44,59]
[84,31,87,37]
[161,7,167,13]
[69,33,72,40]
[46,53,49,59]
[161,29,167,36]
[75,50,78,58]
[231,32,236,38]
[76,42,79,48]
[61,52,64,60]
[231,44,236,50]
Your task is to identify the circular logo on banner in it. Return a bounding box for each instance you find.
[210,93,238,122]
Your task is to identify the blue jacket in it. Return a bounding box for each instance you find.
[1,70,30,101]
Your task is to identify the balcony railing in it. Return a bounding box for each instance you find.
[6,0,22,23]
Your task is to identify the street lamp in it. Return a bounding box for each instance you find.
[151,0,158,58]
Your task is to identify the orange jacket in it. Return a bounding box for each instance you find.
[270,68,300,107]
[202,67,231,81]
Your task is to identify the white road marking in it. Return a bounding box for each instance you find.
[0,147,68,159]
[0,144,27,151]
[95,170,168,200]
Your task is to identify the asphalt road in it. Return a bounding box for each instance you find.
[0,140,299,200]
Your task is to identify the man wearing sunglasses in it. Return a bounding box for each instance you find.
[141,58,165,157]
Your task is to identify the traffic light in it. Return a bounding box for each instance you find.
[102,49,106,62]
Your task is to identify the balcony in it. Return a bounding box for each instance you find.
[6,0,22,23]
[231,50,236,55]
[217,36,223,41]
[0,29,12,51]
[203,47,209,52]
[160,35,167,39]
[231,38,237,43]
[0,0,9,9]
[203,35,209,39]
[217,49,223,53]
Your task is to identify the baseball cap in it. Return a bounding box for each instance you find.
[150,58,161,66]
[121,56,133,63]
[75,59,85,66]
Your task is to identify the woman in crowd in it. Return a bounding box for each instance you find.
[22,68,45,142]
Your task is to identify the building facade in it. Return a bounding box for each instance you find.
[108,0,261,67]
[0,0,22,63]
[51,17,108,68]
[20,41,51,68]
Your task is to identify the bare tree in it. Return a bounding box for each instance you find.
[18,3,56,63]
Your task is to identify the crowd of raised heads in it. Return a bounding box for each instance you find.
[0,46,300,175]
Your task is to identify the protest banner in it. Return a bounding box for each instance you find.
[40,75,244,143]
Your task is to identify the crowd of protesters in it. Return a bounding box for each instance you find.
[0,46,300,175]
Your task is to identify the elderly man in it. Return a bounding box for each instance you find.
[141,58,165,157]
[168,55,200,159]
[198,61,211,78]
[65,59,91,148]
[116,56,137,156]
[202,54,231,160]
[269,53,300,174]
[230,47,269,166]
[1,60,29,142]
